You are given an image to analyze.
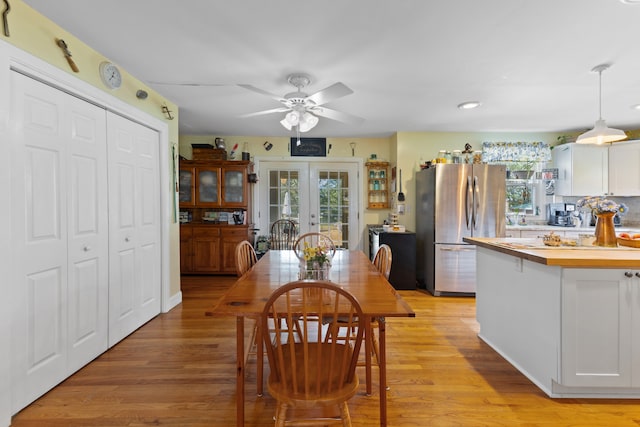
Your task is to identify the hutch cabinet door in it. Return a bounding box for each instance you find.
[195,167,221,206]
[191,226,221,272]
[220,227,249,273]
[222,165,248,207]
[178,167,196,207]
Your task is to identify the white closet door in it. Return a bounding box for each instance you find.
[10,71,109,412]
[66,95,109,372]
[107,113,161,346]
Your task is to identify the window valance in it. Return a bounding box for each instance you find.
[482,141,551,163]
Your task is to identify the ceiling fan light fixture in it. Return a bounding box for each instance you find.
[298,112,319,132]
[576,64,628,145]
[280,117,293,130]
[285,111,300,126]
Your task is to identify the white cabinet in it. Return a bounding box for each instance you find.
[476,246,640,397]
[553,141,640,196]
[553,143,608,196]
[608,140,640,196]
[561,268,639,388]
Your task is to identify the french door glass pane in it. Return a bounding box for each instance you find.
[317,170,350,249]
[268,170,299,226]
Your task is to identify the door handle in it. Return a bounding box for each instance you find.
[472,175,478,230]
[439,246,476,252]
[465,176,472,229]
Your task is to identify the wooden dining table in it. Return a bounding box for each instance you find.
[206,249,415,427]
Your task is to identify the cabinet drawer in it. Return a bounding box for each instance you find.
[192,226,221,238]
[222,227,248,238]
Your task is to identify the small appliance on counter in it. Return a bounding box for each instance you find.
[547,203,577,227]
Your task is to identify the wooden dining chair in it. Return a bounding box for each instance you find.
[367,244,393,381]
[334,244,393,393]
[235,240,258,277]
[234,240,264,394]
[372,244,392,280]
[261,280,365,427]
[293,232,337,262]
[269,219,298,250]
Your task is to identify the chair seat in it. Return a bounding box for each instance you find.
[267,342,360,408]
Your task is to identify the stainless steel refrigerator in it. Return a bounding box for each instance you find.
[416,164,506,295]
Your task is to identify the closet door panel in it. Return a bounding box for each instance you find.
[108,114,161,346]
[66,97,108,372]
[10,72,69,412]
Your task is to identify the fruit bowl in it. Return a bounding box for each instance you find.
[617,238,640,248]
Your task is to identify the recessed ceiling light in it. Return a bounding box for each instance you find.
[620,0,640,4]
[632,104,640,110]
[457,101,481,110]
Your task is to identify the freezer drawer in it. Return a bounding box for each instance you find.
[433,243,476,295]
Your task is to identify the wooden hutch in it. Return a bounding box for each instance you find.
[178,146,252,274]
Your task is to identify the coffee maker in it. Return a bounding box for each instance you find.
[547,203,577,227]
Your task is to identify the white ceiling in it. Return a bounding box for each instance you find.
[24,0,640,138]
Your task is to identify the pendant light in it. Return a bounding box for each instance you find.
[576,64,627,145]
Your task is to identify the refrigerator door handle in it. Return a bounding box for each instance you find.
[439,246,476,252]
[472,175,479,230]
[465,175,472,229]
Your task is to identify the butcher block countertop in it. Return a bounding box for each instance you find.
[464,237,640,268]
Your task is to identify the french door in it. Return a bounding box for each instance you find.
[257,160,360,249]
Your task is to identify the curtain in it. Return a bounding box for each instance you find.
[481,141,551,163]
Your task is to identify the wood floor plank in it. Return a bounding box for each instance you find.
[10,275,640,426]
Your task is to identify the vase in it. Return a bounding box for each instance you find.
[299,260,331,281]
[594,211,618,247]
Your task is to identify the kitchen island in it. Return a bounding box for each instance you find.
[464,237,640,398]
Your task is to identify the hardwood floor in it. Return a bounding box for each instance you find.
[11,275,640,426]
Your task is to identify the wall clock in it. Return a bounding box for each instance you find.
[99,61,122,90]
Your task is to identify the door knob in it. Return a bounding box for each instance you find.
[83,246,91,252]
[625,271,633,278]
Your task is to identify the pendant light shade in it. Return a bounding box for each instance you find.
[576,64,627,145]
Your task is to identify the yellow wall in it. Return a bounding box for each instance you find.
[180,134,395,227]
[4,1,182,297]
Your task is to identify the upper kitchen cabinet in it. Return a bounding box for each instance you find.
[553,141,640,197]
[553,143,608,196]
[179,160,250,209]
[608,140,640,196]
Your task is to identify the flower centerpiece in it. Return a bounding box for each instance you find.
[577,196,629,216]
[577,196,629,247]
[299,242,332,280]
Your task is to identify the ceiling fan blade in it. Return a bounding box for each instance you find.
[238,84,286,103]
[239,107,290,118]
[312,106,364,125]
[306,82,353,106]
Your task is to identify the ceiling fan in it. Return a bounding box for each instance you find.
[239,73,364,132]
